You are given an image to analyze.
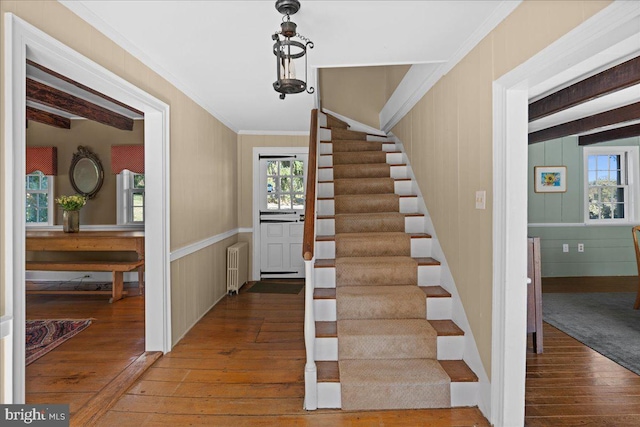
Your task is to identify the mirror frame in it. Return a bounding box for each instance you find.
[69,145,104,199]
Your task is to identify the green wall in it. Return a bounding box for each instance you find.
[528,135,640,277]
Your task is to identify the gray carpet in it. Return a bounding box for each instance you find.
[543,292,640,375]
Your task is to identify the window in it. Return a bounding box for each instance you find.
[26,171,54,226]
[584,146,639,223]
[266,159,305,210]
[117,170,145,224]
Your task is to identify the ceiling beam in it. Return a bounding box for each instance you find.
[578,123,640,146]
[26,106,70,129]
[529,55,640,122]
[528,102,640,144]
[27,60,144,116]
[26,78,134,131]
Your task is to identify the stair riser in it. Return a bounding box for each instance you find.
[319,142,397,155]
[314,335,463,362]
[315,238,432,259]
[316,381,477,409]
[339,335,436,360]
[314,264,441,288]
[318,197,418,215]
[319,152,404,167]
[317,180,413,198]
[313,296,451,322]
[319,113,328,128]
[319,128,331,140]
[318,165,408,181]
[317,216,425,235]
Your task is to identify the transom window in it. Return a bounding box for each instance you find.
[266,159,304,210]
[26,171,54,226]
[584,146,639,223]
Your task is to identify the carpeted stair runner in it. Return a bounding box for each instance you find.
[328,126,451,410]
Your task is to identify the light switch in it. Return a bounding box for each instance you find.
[475,191,486,210]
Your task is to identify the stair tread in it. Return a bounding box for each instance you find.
[315,257,440,267]
[439,360,478,382]
[319,194,416,201]
[321,151,401,156]
[319,178,410,183]
[316,233,431,242]
[428,320,464,336]
[314,288,336,299]
[316,360,478,383]
[316,321,337,337]
[420,286,451,298]
[319,163,407,169]
[317,361,340,382]
[317,213,425,219]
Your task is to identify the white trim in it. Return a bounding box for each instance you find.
[252,146,309,281]
[0,315,12,340]
[238,130,310,136]
[380,0,523,132]
[529,222,640,228]
[4,14,172,403]
[491,2,640,425]
[238,227,253,234]
[170,228,240,262]
[59,1,237,133]
[321,108,386,135]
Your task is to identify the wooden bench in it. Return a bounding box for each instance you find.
[26,260,145,303]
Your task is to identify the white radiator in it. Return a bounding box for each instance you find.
[227,242,248,295]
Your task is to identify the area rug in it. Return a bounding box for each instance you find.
[542,292,640,375]
[248,281,304,294]
[25,319,92,365]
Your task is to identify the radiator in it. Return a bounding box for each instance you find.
[226,242,248,295]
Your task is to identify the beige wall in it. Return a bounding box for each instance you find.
[0,1,239,354]
[27,119,144,225]
[320,65,410,129]
[391,0,612,378]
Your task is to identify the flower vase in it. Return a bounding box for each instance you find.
[62,210,80,233]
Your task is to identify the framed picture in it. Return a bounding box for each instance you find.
[534,166,567,193]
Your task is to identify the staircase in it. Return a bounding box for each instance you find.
[309,112,479,410]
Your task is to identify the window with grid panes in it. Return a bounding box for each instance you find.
[584,146,639,223]
[26,171,54,226]
[117,170,145,224]
[266,159,305,210]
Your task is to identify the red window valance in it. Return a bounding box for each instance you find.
[111,145,144,174]
[26,147,57,175]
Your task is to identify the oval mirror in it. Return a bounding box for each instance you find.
[69,146,104,199]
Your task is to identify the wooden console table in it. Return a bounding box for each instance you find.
[26,230,145,302]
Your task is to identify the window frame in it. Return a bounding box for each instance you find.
[583,145,640,225]
[116,169,145,225]
[25,170,54,227]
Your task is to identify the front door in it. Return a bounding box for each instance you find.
[259,155,307,278]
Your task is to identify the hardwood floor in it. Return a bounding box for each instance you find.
[97,283,490,426]
[525,323,640,426]
[26,293,145,416]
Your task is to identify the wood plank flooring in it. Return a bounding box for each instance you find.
[26,293,145,416]
[98,282,490,426]
[525,323,640,426]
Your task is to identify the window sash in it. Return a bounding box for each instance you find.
[25,172,54,226]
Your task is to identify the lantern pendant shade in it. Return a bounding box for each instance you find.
[272,0,314,99]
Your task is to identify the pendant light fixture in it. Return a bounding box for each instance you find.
[272,0,314,99]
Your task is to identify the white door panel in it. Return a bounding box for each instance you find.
[259,155,307,278]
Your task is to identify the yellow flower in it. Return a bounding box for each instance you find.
[55,195,86,211]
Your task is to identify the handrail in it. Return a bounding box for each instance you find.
[302,109,318,261]
[302,108,319,410]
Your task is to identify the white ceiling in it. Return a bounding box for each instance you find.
[59,0,515,133]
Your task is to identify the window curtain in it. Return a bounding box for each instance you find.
[111,145,144,174]
[26,147,57,175]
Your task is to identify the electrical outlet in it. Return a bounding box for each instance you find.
[578,243,584,252]
[562,244,569,253]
